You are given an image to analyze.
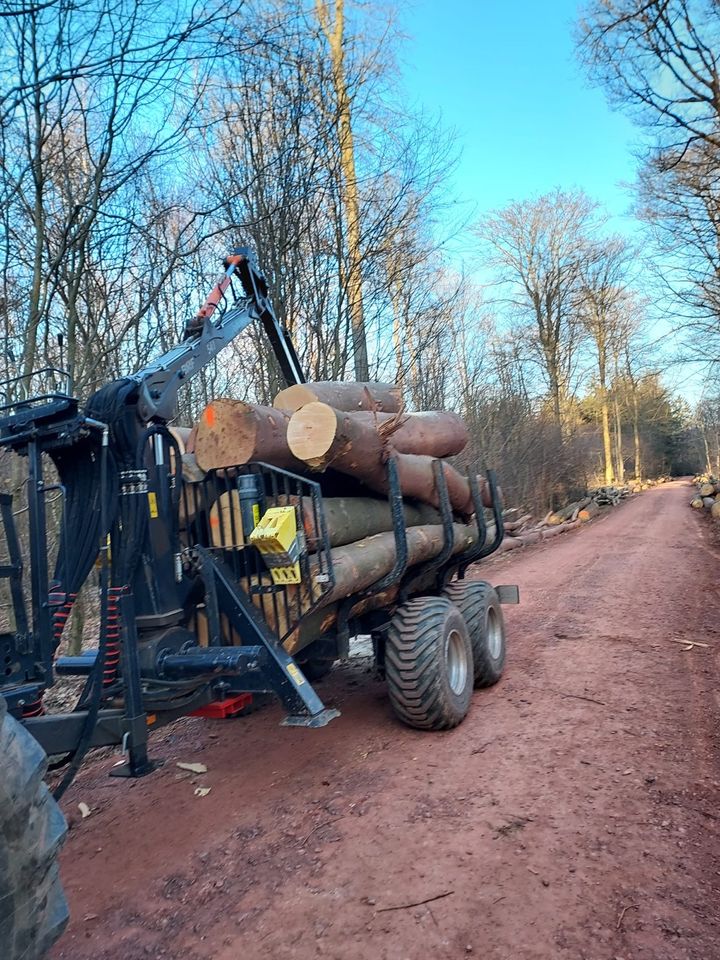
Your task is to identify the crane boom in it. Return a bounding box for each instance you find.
[132,247,305,423]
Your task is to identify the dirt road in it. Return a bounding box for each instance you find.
[51,479,720,960]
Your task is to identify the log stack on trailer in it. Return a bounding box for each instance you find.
[187,381,501,663]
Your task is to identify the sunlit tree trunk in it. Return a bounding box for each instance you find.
[632,389,642,479]
[613,388,624,482]
[597,338,614,484]
[316,0,368,380]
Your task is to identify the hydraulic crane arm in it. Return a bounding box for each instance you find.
[132,248,305,423]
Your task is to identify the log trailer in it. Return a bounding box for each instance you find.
[0,249,516,959]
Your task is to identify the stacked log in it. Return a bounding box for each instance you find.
[689,475,720,519]
[190,381,491,654]
[497,481,643,553]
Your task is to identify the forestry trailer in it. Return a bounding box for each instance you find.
[0,249,515,959]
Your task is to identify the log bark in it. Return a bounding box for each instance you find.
[395,455,492,514]
[553,497,591,521]
[257,520,490,653]
[497,536,523,553]
[168,426,192,453]
[291,496,441,548]
[320,522,477,606]
[184,424,198,454]
[541,519,581,538]
[282,588,399,655]
[194,399,302,472]
[578,501,601,522]
[286,402,468,468]
[285,404,491,515]
[703,496,716,509]
[504,513,532,532]
[274,381,402,413]
[517,530,542,545]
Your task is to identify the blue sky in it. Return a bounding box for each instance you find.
[398,0,641,238]
[396,1,705,398]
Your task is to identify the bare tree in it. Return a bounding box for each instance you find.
[0,0,250,396]
[578,1,720,364]
[578,236,632,483]
[478,190,600,426]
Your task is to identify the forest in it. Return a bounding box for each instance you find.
[0,0,716,516]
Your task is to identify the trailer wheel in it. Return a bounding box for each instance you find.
[385,596,473,730]
[0,697,69,960]
[444,580,506,687]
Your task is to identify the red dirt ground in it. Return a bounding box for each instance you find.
[50,479,720,960]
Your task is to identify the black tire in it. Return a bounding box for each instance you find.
[444,580,506,687]
[385,596,473,730]
[0,697,69,960]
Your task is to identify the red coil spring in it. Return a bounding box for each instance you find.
[103,587,123,687]
[52,592,76,648]
[22,590,77,718]
[21,694,45,717]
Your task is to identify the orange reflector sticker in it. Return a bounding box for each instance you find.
[204,405,215,428]
[146,714,157,725]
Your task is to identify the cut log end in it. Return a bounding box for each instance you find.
[194,398,298,472]
[286,401,339,467]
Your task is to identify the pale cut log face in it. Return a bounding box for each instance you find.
[275,384,315,412]
[286,401,337,462]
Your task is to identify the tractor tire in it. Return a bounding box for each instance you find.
[385,596,473,730]
[444,580,506,687]
[0,697,69,960]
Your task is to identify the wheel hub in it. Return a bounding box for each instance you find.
[487,608,502,659]
[445,628,468,694]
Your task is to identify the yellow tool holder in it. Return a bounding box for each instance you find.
[249,505,302,584]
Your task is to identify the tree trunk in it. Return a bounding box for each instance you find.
[274,381,402,413]
[578,501,600,521]
[277,520,488,653]
[541,518,581,538]
[598,346,614,485]
[315,0,367,380]
[286,402,468,469]
[702,431,712,477]
[293,495,441,548]
[194,399,301,471]
[632,387,642,479]
[546,498,591,524]
[613,386,624,483]
[285,405,490,514]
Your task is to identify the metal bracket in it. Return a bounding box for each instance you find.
[196,547,340,726]
[495,584,520,605]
